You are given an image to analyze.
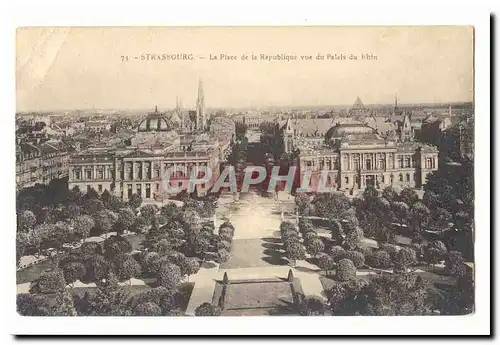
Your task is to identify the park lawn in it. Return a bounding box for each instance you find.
[17,233,146,285]
[17,259,56,285]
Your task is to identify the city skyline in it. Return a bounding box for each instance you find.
[17,27,473,112]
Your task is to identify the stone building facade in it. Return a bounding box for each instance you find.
[16,141,70,190]
[282,120,438,194]
[68,110,233,201]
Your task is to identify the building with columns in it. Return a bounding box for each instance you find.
[68,107,233,201]
[282,120,438,194]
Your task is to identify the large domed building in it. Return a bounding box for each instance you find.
[131,107,180,148]
[281,117,439,194]
[137,107,176,132]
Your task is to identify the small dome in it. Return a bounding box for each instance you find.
[137,108,174,132]
[325,123,376,141]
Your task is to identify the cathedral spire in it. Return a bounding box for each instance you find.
[196,78,206,130]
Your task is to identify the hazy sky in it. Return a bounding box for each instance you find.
[16,26,474,111]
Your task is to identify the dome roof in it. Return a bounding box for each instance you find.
[325,123,377,141]
[137,108,174,132]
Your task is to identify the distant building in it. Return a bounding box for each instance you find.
[349,97,373,118]
[16,140,70,190]
[68,85,233,201]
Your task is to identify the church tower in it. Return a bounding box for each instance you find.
[196,78,206,130]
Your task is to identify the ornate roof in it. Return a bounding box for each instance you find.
[137,107,174,132]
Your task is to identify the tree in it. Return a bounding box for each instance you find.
[336,258,356,281]
[107,195,126,212]
[29,223,52,257]
[379,243,399,261]
[317,253,335,275]
[17,210,36,232]
[17,293,53,316]
[16,232,29,266]
[422,190,441,210]
[297,295,327,316]
[141,204,159,222]
[195,302,221,316]
[131,215,150,234]
[216,240,232,252]
[48,221,73,252]
[52,290,78,316]
[362,185,379,203]
[343,251,365,268]
[83,198,104,216]
[366,250,392,269]
[303,231,319,244]
[94,209,117,239]
[410,202,431,240]
[445,251,466,278]
[30,269,66,294]
[305,237,324,258]
[116,256,141,283]
[157,263,182,290]
[344,226,363,251]
[216,249,231,264]
[142,251,161,275]
[312,192,350,219]
[74,277,132,316]
[133,302,162,316]
[392,201,409,225]
[80,242,102,257]
[382,186,397,203]
[153,238,173,255]
[295,193,311,215]
[433,207,453,232]
[329,246,346,262]
[128,193,143,209]
[103,235,132,259]
[394,247,417,272]
[83,255,109,283]
[71,215,95,242]
[61,261,86,287]
[358,274,430,315]
[329,218,345,246]
[194,237,211,258]
[438,275,474,315]
[115,208,136,234]
[183,257,200,281]
[286,243,306,267]
[399,187,419,207]
[161,203,179,219]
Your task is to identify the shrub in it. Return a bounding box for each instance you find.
[133,302,162,316]
[216,249,231,264]
[445,251,466,278]
[305,238,325,258]
[366,250,393,269]
[316,253,335,275]
[343,251,365,268]
[195,302,221,316]
[336,259,356,282]
[394,247,417,269]
[328,246,345,262]
[157,263,182,290]
[30,269,66,294]
[378,243,399,261]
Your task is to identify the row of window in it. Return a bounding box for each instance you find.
[343,173,416,185]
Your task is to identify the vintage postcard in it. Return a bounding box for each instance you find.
[14,25,478,332]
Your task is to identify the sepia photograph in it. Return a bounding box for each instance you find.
[9,18,489,336]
